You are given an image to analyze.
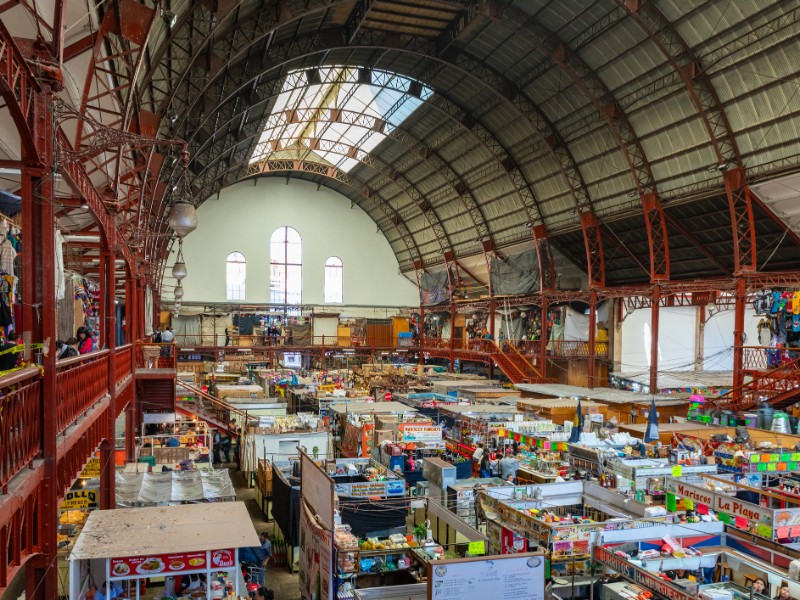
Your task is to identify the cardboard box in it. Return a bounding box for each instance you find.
[373,429,396,445]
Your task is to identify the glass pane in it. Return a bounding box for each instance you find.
[286,265,302,305]
[285,227,301,243]
[286,240,302,265]
[325,263,342,303]
[271,237,286,263]
[270,264,285,304]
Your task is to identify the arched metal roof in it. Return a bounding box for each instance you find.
[4,0,800,290]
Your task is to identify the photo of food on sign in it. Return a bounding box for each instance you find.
[136,558,165,574]
[212,550,233,567]
[112,563,130,576]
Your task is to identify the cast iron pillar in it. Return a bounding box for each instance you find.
[100,231,116,509]
[22,80,58,600]
[732,277,747,399]
[588,290,597,389]
[649,286,660,394]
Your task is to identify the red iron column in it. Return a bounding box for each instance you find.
[21,81,58,600]
[587,290,597,389]
[100,232,116,509]
[732,278,746,399]
[649,286,661,394]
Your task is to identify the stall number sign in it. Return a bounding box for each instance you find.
[336,480,405,497]
[595,546,694,600]
[60,490,98,510]
[109,549,235,578]
[81,457,101,478]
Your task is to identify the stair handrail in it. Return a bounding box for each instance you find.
[706,354,800,411]
[486,340,527,380]
[488,340,544,381]
[178,381,251,423]
[504,340,545,379]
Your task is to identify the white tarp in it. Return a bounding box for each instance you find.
[563,308,590,341]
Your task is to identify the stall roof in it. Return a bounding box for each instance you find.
[328,401,418,415]
[70,502,260,560]
[514,383,683,405]
[516,397,605,410]
[437,404,520,416]
[611,371,732,390]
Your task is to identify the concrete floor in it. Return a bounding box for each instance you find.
[229,467,301,600]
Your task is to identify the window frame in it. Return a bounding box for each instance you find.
[324,256,343,303]
[270,226,302,305]
[225,251,247,301]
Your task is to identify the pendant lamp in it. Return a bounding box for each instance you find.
[174,283,184,300]
[172,240,188,280]
[168,169,198,238]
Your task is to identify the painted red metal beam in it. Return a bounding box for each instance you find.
[63,32,97,61]
[0,19,40,161]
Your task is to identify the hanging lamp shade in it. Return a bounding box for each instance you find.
[174,284,184,300]
[168,199,198,237]
[172,240,188,280]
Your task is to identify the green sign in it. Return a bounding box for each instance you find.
[468,541,486,555]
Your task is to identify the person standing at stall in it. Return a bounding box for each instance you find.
[221,432,232,463]
[774,585,792,600]
[499,448,519,482]
[212,429,222,464]
[471,443,484,478]
[751,579,767,596]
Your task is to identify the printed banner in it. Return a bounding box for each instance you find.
[109,549,233,578]
[398,424,443,444]
[300,499,333,600]
[60,489,98,511]
[595,546,693,600]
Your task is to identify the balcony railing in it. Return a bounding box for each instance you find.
[114,343,132,381]
[0,367,42,491]
[56,350,110,435]
[740,345,800,372]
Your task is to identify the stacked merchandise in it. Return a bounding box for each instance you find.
[74,277,100,340]
[753,289,800,364]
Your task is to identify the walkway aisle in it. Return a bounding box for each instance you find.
[229,469,301,600]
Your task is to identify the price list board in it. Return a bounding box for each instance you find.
[427,552,545,600]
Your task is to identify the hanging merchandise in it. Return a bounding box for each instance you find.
[55,229,66,300]
[73,276,101,340]
[0,220,17,277]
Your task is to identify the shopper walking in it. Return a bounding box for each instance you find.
[480,452,491,478]
[471,443,484,478]
[161,326,174,356]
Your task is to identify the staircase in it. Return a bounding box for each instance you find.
[708,355,800,412]
[490,341,547,384]
[176,382,249,434]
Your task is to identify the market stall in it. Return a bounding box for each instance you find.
[328,401,418,458]
[68,503,259,600]
[604,457,718,504]
[437,404,521,460]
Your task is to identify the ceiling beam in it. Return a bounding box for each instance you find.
[663,212,731,276]
[344,0,376,44]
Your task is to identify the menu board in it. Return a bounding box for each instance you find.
[108,549,235,578]
[428,553,545,600]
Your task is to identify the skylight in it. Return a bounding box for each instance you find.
[249,67,432,173]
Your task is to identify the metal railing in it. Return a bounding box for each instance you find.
[0,367,42,490]
[177,381,249,432]
[115,343,132,380]
[56,350,110,435]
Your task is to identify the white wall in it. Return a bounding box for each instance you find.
[619,305,761,373]
[170,179,419,306]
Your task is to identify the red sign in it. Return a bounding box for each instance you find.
[109,549,235,578]
[500,526,528,554]
[384,392,393,401]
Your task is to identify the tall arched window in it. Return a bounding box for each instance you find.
[324,256,343,303]
[226,251,246,300]
[270,227,302,305]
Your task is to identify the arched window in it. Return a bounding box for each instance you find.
[226,251,246,300]
[324,256,343,303]
[270,227,302,305]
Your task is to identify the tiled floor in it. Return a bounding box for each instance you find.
[229,468,301,600]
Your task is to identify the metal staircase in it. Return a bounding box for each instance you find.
[708,355,800,412]
[490,341,547,384]
[176,381,249,434]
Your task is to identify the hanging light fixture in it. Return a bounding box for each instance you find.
[174,283,184,300]
[172,239,188,280]
[168,157,198,238]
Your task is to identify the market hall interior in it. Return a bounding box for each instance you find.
[3,1,800,600]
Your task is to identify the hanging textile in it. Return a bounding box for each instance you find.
[490,249,539,295]
[55,229,65,300]
[144,286,154,335]
[201,313,232,346]
[172,315,201,345]
[419,270,450,306]
[0,221,16,277]
[563,308,590,341]
[285,323,311,345]
[58,278,74,340]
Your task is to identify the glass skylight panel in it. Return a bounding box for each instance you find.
[250,67,428,173]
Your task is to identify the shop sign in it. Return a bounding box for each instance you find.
[109,549,233,578]
[665,480,713,507]
[398,424,443,444]
[81,457,101,478]
[595,546,694,600]
[335,480,405,497]
[60,490,98,511]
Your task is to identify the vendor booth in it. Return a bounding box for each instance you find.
[68,503,259,600]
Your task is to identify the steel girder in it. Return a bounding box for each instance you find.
[612,1,753,275]
[492,4,669,283]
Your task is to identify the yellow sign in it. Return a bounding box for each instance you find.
[672,465,683,477]
[60,490,98,510]
[81,457,101,478]
[468,541,486,556]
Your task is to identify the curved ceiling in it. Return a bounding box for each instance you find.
[4,0,800,291]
